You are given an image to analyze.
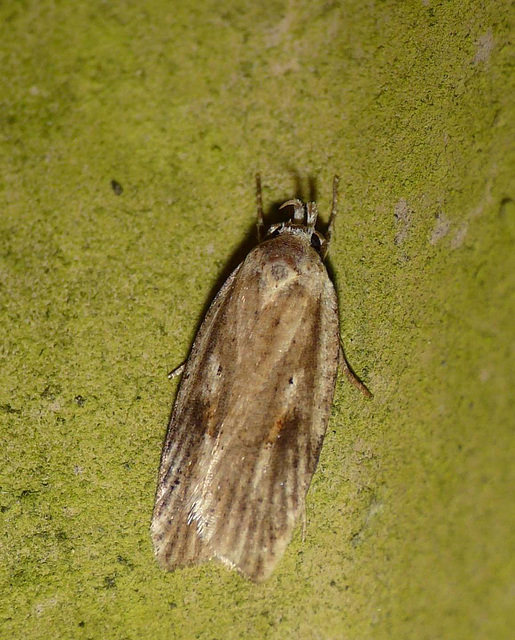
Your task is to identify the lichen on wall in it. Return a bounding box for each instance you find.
[0,1,513,638]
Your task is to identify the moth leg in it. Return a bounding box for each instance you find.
[325,175,339,250]
[168,362,185,380]
[339,342,372,398]
[256,173,266,242]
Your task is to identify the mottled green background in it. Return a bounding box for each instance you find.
[1,1,513,638]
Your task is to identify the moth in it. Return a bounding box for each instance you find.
[151,176,370,582]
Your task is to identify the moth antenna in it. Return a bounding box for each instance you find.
[306,203,318,227]
[280,198,304,222]
[255,173,265,242]
[325,175,339,249]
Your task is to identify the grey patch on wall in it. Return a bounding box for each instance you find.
[473,31,494,65]
[430,212,451,245]
[394,199,412,246]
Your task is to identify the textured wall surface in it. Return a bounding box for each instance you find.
[1,1,513,638]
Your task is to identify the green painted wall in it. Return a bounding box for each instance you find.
[1,1,513,638]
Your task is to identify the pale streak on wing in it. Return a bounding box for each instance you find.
[152,236,339,580]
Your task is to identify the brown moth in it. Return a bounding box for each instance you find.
[151,176,370,582]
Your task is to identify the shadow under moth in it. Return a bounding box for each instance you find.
[151,176,370,582]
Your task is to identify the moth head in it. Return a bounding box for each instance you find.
[265,199,329,258]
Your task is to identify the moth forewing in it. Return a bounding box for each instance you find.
[152,180,342,582]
